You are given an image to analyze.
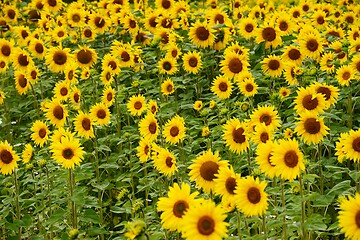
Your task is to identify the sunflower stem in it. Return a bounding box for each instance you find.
[281,179,287,239]
[93,135,104,240]
[69,169,77,229]
[46,166,54,239]
[262,214,267,238]
[237,210,242,240]
[299,173,307,239]
[14,168,21,239]
[318,143,324,195]
[114,77,123,173]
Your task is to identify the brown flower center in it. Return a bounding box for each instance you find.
[268,153,275,166]
[247,187,261,204]
[48,0,57,7]
[82,118,91,131]
[1,45,10,56]
[53,105,64,120]
[189,57,198,67]
[165,156,173,167]
[129,19,136,28]
[0,61,5,68]
[245,83,253,92]
[84,29,92,38]
[214,14,224,24]
[7,9,16,19]
[200,161,219,181]
[166,84,173,92]
[39,128,47,138]
[97,109,106,119]
[149,17,157,28]
[0,149,13,164]
[284,150,298,168]
[18,74,27,88]
[148,122,157,134]
[345,16,354,24]
[195,26,210,41]
[160,32,169,44]
[268,59,280,70]
[327,31,340,37]
[260,114,272,126]
[288,49,300,60]
[60,87,68,96]
[62,148,74,160]
[228,58,243,73]
[173,200,189,218]
[171,49,178,58]
[293,10,300,18]
[316,87,331,101]
[144,145,149,155]
[262,27,276,41]
[245,24,253,33]
[306,39,319,52]
[232,127,246,143]
[225,177,237,194]
[260,132,269,143]
[107,92,113,102]
[161,0,171,9]
[121,51,130,62]
[219,82,228,92]
[134,101,142,110]
[352,137,360,152]
[304,118,320,134]
[197,216,215,236]
[53,50,67,65]
[302,4,309,12]
[94,17,105,28]
[30,70,37,80]
[151,106,157,114]
[73,93,80,103]
[342,72,351,80]
[170,126,179,137]
[57,31,64,37]
[317,16,324,24]
[302,95,318,110]
[77,49,93,64]
[279,21,288,31]
[163,61,171,71]
[355,211,360,228]
[108,60,117,70]
[18,54,29,67]
[72,14,80,23]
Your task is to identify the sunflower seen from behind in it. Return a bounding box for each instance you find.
[138,113,159,142]
[294,112,329,145]
[157,183,199,232]
[50,135,85,169]
[162,115,186,145]
[188,149,228,194]
[338,193,360,240]
[271,138,305,181]
[0,140,19,175]
[181,199,228,240]
[235,176,268,217]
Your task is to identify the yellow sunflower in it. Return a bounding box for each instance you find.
[211,75,232,99]
[45,46,73,73]
[255,141,276,178]
[182,199,229,239]
[66,8,86,28]
[255,23,283,49]
[294,87,326,115]
[338,193,360,240]
[261,55,283,77]
[281,45,302,66]
[162,115,186,145]
[214,166,241,203]
[220,52,249,79]
[238,17,257,39]
[251,123,273,145]
[45,99,68,128]
[73,111,95,139]
[158,56,178,75]
[299,32,324,60]
[138,113,159,142]
[0,90,5,105]
[319,52,336,74]
[14,71,30,96]
[161,78,175,96]
[22,143,33,164]
[193,100,203,111]
[127,94,147,116]
[310,82,339,108]
[88,12,110,34]
[238,76,258,97]
[28,38,46,60]
[147,100,159,115]
[136,138,151,163]
[279,87,291,99]
[50,136,85,169]
[294,112,329,145]
[271,139,305,181]
[157,183,199,232]
[0,140,19,175]
[235,176,268,217]
[188,20,215,48]
[188,149,228,193]
[74,46,98,68]
[30,120,50,147]
[0,39,13,60]
[182,51,202,74]
[12,48,34,72]
[336,65,355,86]
[343,130,360,162]
[250,105,281,132]
[53,80,70,102]
[222,118,249,154]
[153,147,177,176]
[90,103,111,126]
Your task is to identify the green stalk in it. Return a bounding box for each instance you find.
[237,210,242,240]
[45,166,54,239]
[14,169,21,239]
[299,173,307,239]
[262,214,267,238]
[318,144,324,194]
[93,135,104,240]
[281,179,287,239]
[69,169,77,229]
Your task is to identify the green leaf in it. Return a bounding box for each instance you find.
[22,214,32,227]
[92,180,110,191]
[327,180,352,196]
[79,209,101,224]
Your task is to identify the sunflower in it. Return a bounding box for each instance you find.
[282,45,303,66]
[45,46,73,73]
[251,123,273,145]
[127,94,147,116]
[88,12,110,34]
[0,140,19,175]
[115,45,134,68]
[279,87,291,99]
[193,100,203,111]
[14,71,30,96]
[28,38,46,60]
[148,100,159,115]
[310,82,339,108]
[182,199,228,239]
[162,115,186,145]
[238,17,257,39]
[188,21,215,48]
[30,120,50,147]
[136,138,151,163]
[256,23,282,49]
[66,8,86,28]
[235,176,268,217]
[74,46,98,68]
[0,58,8,73]
[182,51,202,74]
[138,113,159,142]
[51,26,68,43]
[143,10,160,33]
[82,27,96,42]
[312,10,328,28]
[49,128,75,147]
[220,52,249,79]
[250,105,281,132]
[294,87,326,115]
[188,149,228,193]
[283,128,294,139]
[90,103,111,126]
[214,166,241,203]
[336,65,355,86]
[26,66,40,84]
[4,5,18,22]
[70,86,81,110]
[275,13,295,36]
[14,26,31,46]
[208,8,231,26]
[319,52,335,74]
[50,136,85,169]
[338,193,360,239]
[102,86,115,107]
[156,0,173,11]
[330,41,347,63]
[100,66,114,85]
[224,42,249,59]
[53,80,70,102]
[158,56,178,75]
[261,55,283,77]
[222,118,249,154]
[157,183,199,232]
[73,111,95,139]
[271,139,305,181]
[153,147,177,176]
[211,75,232,100]
[165,43,181,59]
[0,90,5,105]
[43,0,63,12]
[352,55,360,78]
[160,78,175,96]
[295,112,329,145]
[12,48,34,71]
[21,143,33,164]
[255,141,276,178]
[342,130,360,162]
[299,32,324,60]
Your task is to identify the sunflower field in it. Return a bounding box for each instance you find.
[2,0,360,239]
